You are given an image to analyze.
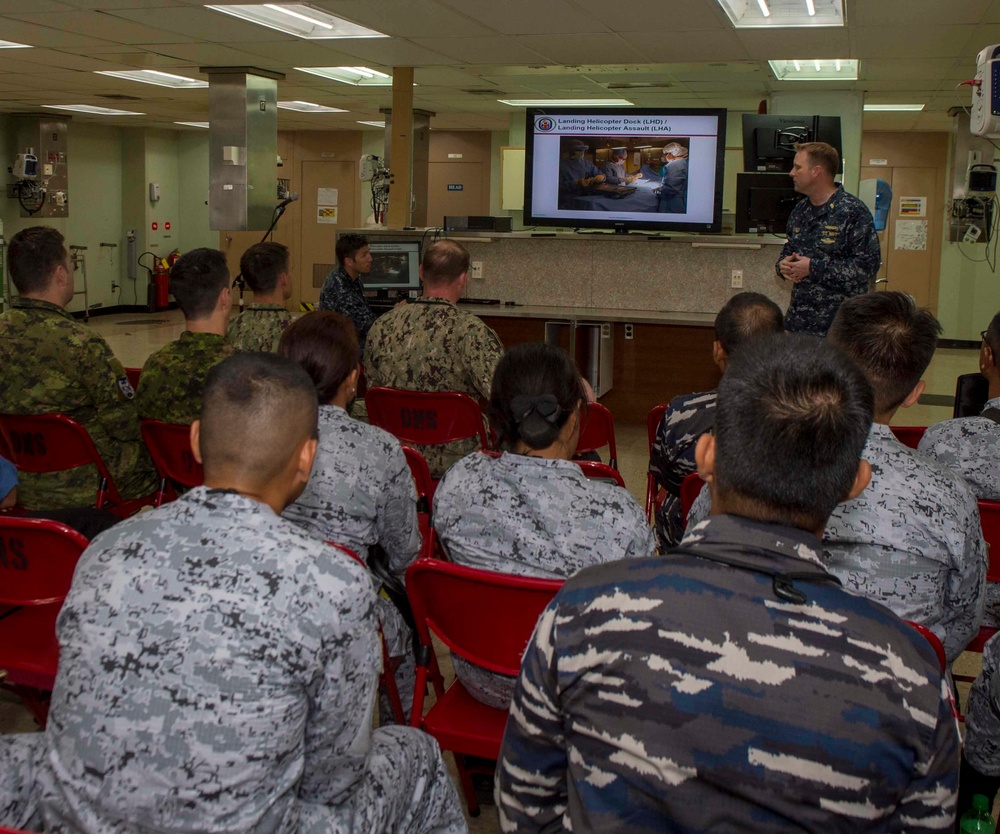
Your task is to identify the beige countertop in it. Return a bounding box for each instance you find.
[456,303,716,326]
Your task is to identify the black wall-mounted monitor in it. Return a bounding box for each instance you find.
[742,114,842,173]
[523,107,727,234]
[352,238,422,297]
[734,173,803,235]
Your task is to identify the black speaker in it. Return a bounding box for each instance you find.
[443,215,513,233]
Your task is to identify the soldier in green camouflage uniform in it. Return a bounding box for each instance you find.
[0,226,157,510]
[364,240,503,479]
[137,248,234,425]
[227,241,295,352]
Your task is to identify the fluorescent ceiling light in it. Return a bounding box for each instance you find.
[96,69,207,89]
[717,0,843,27]
[863,103,925,111]
[0,40,31,48]
[768,59,858,81]
[295,66,392,86]
[497,98,633,107]
[277,100,348,112]
[205,4,386,39]
[175,121,210,128]
[42,104,143,115]
[357,120,385,127]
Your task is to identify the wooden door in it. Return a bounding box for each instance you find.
[427,162,489,226]
[300,159,357,306]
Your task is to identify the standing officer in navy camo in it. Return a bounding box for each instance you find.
[498,334,960,834]
[227,241,295,352]
[0,352,466,834]
[0,226,157,509]
[364,239,504,479]
[319,232,377,351]
[136,247,234,425]
[649,291,783,550]
[777,141,881,335]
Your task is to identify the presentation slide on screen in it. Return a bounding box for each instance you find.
[367,241,420,289]
[529,113,721,224]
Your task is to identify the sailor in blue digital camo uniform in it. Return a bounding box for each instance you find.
[497,334,959,833]
[279,311,421,719]
[648,292,783,550]
[318,233,377,351]
[777,142,881,335]
[0,353,465,834]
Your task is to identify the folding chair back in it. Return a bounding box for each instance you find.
[680,471,704,526]
[0,412,121,510]
[889,425,926,450]
[402,445,437,559]
[366,387,490,450]
[575,459,626,488]
[576,401,618,469]
[407,558,562,678]
[0,516,90,721]
[124,367,142,392]
[905,620,947,674]
[979,499,1000,582]
[645,404,669,521]
[141,420,204,506]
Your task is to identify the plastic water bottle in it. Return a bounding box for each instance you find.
[961,794,997,833]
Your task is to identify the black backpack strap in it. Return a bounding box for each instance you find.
[670,545,840,605]
[980,407,1000,425]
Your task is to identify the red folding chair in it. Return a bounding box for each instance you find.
[406,558,563,816]
[680,471,705,527]
[141,420,205,507]
[401,445,437,560]
[889,425,926,450]
[645,404,669,522]
[366,388,490,477]
[0,413,155,518]
[905,620,947,674]
[955,500,1000,703]
[576,401,618,469]
[124,367,142,392]
[575,459,626,488]
[0,516,90,726]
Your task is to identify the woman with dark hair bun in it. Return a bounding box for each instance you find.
[433,342,654,709]
[279,311,420,716]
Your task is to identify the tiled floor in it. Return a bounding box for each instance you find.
[0,310,985,832]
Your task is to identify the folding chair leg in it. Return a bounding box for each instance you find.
[453,752,481,817]
[378,630,406,725]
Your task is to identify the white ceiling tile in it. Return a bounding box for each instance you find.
[736,27,850,60]
[106,6,295,41]
[569,0,726,31]
[854,0,992,26]
[323,37,460,66]
[239,40,365,65]
[853,25,977,59]
[512,34,650,65]
[861,58,957,81]
[619,29,750,62]
[309,0,496,38]
[6,10,195,44]
[0,18,118,47]
[130,42,282,65]
[435,0,609,35]
[409,36,551,64]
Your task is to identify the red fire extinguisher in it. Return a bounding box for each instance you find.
[153,258,170,310]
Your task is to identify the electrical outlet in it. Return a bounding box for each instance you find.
[111,282,120,292]
[624,323,634,340]
[731,269,744,289]
[470,260,484,279]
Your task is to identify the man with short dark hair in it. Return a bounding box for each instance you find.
[649,291,783,549]
[0,352,466,834]
[136,247,234,425]
[319,232,376,350]
[776,141,881,335]
[825,291,986,661]
[227,241,295,352]
[0,225,157,509]
[365,239,504,478]
[498,334,959,832]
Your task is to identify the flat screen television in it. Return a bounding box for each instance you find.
[742,114,842,173]
[522,107,727,234]
[734,173,803,234]
[349,237,421,297]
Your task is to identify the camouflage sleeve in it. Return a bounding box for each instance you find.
[465,320,505,401]
[374,442,421,580]
[964,634,1000,776]
[888,676,959,832]
[776,219,797,277]
[649,408,682,495]
[623,498,656,559]
[299,552,381,804]
[496,602,568,831]
[686,481,711,527]
[808,207,881,293]
[81,331,142,443]
[939,504,987,660]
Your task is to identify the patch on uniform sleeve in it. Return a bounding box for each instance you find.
[118,375,135,399]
